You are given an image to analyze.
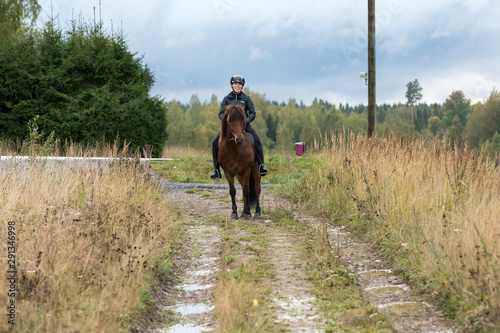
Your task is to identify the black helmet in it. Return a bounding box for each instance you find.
[230,75,245,87]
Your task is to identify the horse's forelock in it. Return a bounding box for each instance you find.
[227,105,245,123]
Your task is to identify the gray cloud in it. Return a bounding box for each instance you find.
[41,0,500,105]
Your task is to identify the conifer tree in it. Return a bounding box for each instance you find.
[0,18,168,155]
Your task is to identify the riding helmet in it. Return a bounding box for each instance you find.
[230,75,245,87]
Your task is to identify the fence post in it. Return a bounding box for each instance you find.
[142,145,153,158]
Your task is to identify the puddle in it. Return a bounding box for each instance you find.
[160,324,211,333]
[274,296,315,309]
[196,257,217,263]
[278,313,317,322]
[364,284,408,292]
[326,224,455,332]
[189,269,217,276]
[181,284,213,291]
[150,188,225,333]
[170,304,214,315]
[358,269,392,275]
[378,301,431,309]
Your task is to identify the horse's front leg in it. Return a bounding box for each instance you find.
[225,175,238,220]
[253,168,262,219]
[253,189,261,219]
[238,171,252,220]
[240,184,252,220]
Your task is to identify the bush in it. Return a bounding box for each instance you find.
[0,20,167,156]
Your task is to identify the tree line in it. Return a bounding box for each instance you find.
[166,86,500,157]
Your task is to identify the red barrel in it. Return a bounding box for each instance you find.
[295,142,306,156]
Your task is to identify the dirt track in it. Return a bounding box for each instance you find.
[149,180,456,332]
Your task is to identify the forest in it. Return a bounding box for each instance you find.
[165,88,500,157]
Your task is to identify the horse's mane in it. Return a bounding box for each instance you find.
[221,105,246,138]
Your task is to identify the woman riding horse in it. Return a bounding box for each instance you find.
[218,104,261,219]
[210,75,269,179]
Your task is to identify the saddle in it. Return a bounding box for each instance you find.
[245,131,255,146]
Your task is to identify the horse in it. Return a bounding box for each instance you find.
[218,104,261,220]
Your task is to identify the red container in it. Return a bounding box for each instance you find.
[295,142,306,156]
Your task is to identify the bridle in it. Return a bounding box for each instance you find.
[225,121,246,143]
[223,106,246,143]
[226,129,246,142]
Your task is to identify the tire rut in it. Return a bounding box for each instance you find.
[148,188,223,333]
[264,229,322,332]
[326,225,457,333]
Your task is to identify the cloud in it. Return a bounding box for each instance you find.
[430,29,450,39]
[37,0,500,106]
[320,64,339,73]
[248,46,271,60]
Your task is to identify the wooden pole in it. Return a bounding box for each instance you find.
[368,0,376,137]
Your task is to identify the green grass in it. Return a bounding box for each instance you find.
[150,156,212,183]
[150,150,322,185]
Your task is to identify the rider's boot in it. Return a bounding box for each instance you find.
[210,168,222,179]
[211,140,222,179]
[259,164,269,176]
[255,144,269,176]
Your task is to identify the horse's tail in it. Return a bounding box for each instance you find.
[249,172,257,209]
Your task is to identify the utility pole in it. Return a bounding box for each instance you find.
[368,0,376,137]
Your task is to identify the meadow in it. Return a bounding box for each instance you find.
[275,134,500,331]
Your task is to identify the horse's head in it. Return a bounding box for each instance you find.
[222,105,246,144]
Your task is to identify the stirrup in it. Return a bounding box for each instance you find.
[210,169,222,179]
[259,164,268,176]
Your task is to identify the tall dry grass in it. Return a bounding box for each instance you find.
[0,136,143,158]
[213,278,266,332]
[0,160,178,332]
[161,145,211,159]
[280,134,500,330]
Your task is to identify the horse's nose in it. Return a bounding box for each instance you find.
[235,137,244,144]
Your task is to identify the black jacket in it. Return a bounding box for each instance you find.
[218,91,256,124]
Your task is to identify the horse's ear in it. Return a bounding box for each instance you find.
[237,105,247,128]
[221,109,229,138]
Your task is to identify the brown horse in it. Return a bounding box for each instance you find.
[218,104,261,220]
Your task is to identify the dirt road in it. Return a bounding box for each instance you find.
[148,181,456,332]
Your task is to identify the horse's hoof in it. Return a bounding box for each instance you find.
[253,213,261,219]
[231,213,238,220]
[240,213,252,220]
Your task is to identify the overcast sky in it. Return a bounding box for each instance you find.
[39,0,500,106]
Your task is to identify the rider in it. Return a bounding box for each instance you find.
[210,75,269,179]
